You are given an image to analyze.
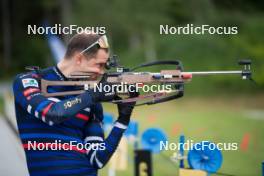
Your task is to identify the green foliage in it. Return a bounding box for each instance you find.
[1,0,264,93]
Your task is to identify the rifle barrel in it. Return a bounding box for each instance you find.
[184,70,242,76]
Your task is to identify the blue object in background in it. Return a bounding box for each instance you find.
[141,128,168,154]
[179,134,185,168]
[43,21,66,63]
[103,113,114,132]
[46,33,66,63]
[124,120,138,137]
[188,141,223,174]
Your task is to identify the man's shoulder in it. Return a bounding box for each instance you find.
[13,70,40,83]
[15,72,39,80]
[13,71,40,90]
[12,66,54,88]
[13,66,56,82]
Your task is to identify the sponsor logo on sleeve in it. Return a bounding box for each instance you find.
[22,78,39,88]
[64,98,82,109]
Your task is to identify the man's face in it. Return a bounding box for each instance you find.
[78,49,109,76]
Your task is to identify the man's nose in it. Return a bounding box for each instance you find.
[99,69,105,74]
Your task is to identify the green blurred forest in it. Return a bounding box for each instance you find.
[0,1,263,175]
[1,0,264,94]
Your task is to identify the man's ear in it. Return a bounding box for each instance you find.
[74,53,83,65]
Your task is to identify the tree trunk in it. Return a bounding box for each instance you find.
[144,31,157,62]
[2,0,11,70]
[60,0,72,43]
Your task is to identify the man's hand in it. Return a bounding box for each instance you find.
[88,81,117,102]
[116,88,139,126]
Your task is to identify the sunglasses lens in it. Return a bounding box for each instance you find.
[98,35,109,48]
[80,35,109,54]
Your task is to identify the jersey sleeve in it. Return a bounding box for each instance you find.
[84,104,127,169]
[13,73,95,125]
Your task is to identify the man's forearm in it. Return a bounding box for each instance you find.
[85,121,128,169]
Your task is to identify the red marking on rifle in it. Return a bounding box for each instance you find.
[182,73,192,79]
[137,83,144,87]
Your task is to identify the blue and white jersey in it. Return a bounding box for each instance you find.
[13,66,127,176]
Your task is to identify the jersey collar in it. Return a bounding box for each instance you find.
[53,66,67,81]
